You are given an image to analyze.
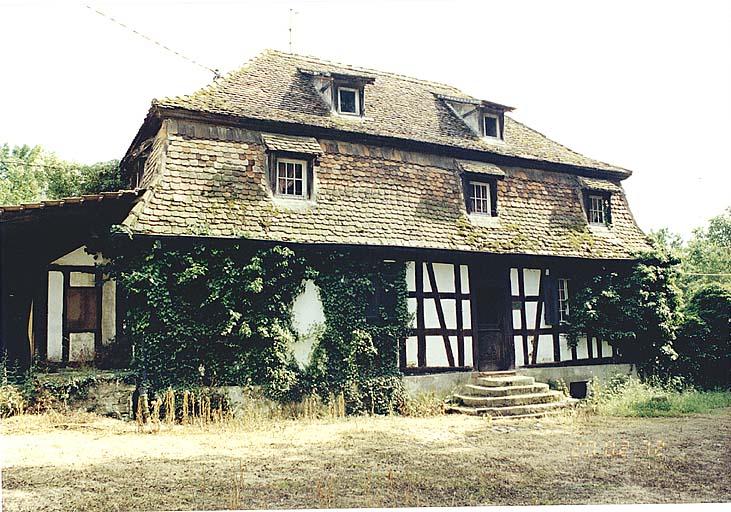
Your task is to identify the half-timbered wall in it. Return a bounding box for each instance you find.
[44,246,117,363]
[510,267,613,366]
[404,260,473,370]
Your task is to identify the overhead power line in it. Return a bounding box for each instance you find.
[83,3,221,79]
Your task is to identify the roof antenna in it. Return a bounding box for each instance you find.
[288,8,298,54]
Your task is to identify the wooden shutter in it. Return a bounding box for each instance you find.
[489,180,498,217]
[463,176,472,213]
[543,273,559,326]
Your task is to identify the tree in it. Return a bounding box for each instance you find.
[0,142,123,205]
[681,207,731,294]
[674,284,731,389]
[566,243,683,378]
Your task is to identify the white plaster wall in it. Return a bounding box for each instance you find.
[425,335,461,367]
[513,335,524,366]
[460,265,470,293]
[524,300,549,329]
[101,279,116,345]
[464,336,473,367]
[70,271,95,287]
[47,271,64,362]
[291,280,326,368]
[523,269,542,296]
[405,335,418,367]
[601,339,613,358]
[52,246,97,266]
[510,268,519,295]
[69,332,94,362]
[405,261,416,290]
[535,334,554,364]
[512,307,521,329]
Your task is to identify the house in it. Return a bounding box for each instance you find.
[1,50,650,390]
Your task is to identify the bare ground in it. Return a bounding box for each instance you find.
[2,408,730,511]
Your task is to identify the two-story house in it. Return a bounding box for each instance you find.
[2,50,651,390]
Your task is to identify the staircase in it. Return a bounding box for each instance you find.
[446,371,575,419]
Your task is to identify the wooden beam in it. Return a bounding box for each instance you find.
[426,262,455,367]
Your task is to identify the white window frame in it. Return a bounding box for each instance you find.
[337,86,360,115]
[274,157,308,199]
[483,113,500,139]
[588,194,607,225]
[557,278,570,324]
[469,181,492,215]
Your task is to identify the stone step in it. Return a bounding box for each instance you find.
[463,383,550,397]
[445,400,572,417]
[454,391,563,408]
[473,375,535,387]
[475,370,517,377]
[446,405,566,420]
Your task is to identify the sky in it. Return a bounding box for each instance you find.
[0,0,729,238]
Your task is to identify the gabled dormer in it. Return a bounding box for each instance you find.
[438,94,514,142]
[299,68,376,118]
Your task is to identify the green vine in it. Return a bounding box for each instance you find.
[98,234,411,414]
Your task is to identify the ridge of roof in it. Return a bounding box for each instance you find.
[149,49,631,177]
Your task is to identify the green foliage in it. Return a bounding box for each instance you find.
[567,244,683,378]
[674,284,731,389]
[103,240,309,397]
[681,207,731,294]
[305,252,411,414]
[0,142,123,204]
[586,375,731,417]
[101,238,411,413]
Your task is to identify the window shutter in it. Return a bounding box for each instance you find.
[463,176,472,213]
[359,88,365,116]
[604,194,612,224]
[268,153,277,194]
[543,273,559,326]
[307,159,315,199]
[489,180,498,217]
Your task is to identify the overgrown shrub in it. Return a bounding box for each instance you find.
[0,385,25,417]
[98,235,411,414]
[567,245,683,378]
[674,284,731,389]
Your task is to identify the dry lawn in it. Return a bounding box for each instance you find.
[2,408,730,511]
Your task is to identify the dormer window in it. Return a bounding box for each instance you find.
[469,182,492,214]
[261,133,323,201]
[457,161,504,218]
[483,113,500,139]
[585,191,612,226]
[275,158,307,198]
[436,94,513,142]
[337,87,360,115]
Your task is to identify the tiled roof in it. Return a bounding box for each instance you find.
[457,160,506,178]
[0,191,141,216]
[261,133,322,155]
[153,50,630,176]
[124,126,651,259]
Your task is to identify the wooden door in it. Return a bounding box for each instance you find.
[473,270,512,371]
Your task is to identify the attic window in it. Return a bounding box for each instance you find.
[337,87,360,115]
[470,182,492,214]
[483,114,500,138]
[586,191,612,225]
[275,158,307,198]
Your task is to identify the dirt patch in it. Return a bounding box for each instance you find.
[2,409,730,510]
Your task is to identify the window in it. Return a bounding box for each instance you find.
[483,114,499,138]
[557,278,570,323]
[588,194,609,225]
[469,181,492,215]
[275,158,307,198]
[337,87,360,115]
